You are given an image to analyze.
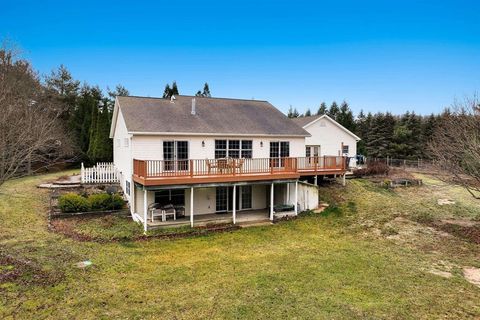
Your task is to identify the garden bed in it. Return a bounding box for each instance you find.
[49,214,240,242]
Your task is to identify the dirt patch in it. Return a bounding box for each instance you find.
[433,222,480,244]
[437,199,456,205]
[50,218,94,241]
[463,267,480,288]
[429,269,453,278]
[0,252,63,286]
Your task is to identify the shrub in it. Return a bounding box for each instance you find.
[353,161,390,177]
[88,193,125,211]
[58,193,89,213]
[88,193,112,210]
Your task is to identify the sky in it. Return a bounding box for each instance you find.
[1,0,480,115]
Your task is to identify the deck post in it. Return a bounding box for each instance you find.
[286,183,290,204]
[143,188,148,233]
[342,173,346,187]
[294,180,298,216]
[270,182,274,221]
[314,175,318,185]
[232,185,236,224]
[190,187,194,227]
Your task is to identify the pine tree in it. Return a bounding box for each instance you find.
[92,100,113,162]
[316,102,327,115]
[86,101,99,161]
[45,65,80,122]
[293,107,300,118]
[162,84,172,99]
[287,105,294,118]
[195,90,203,97]
[202,83,211,97]
[328,102,340,120]
[337,101,355,132]
[171,81,179,96]
[304,108,312,117]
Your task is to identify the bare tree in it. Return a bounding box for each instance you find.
[0,44,72,188]
[429,95,480,199]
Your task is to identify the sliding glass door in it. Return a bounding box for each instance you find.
[270,141,290,167]
[216,186,252,212]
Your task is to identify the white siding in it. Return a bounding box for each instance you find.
[303,118,358,166]
[131,135,306,160]
[112,109,133,203]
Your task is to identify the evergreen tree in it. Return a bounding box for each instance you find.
[86,100,99,161]
[44,65,80,123]
[293,107,300,118]
[337,101,355,132]
[328,101,340,120]
[202,83,211,97]
[287,105,294,118]
[304,108,312,117]
[92,101,113,162]
[316,102,327,115]
[171,81,179,95]
[162,84,172,98]
[195,90,203,97]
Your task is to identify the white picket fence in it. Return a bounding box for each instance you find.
[81,162,119,184]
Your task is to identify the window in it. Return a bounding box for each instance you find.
[228,140,240,158]
[215,140,252,158]
[154,189,185,207]
[319,120,326,127]
[124,138,129,147]
[125,181,130,196]
[342,145,349,154]
[241,186,252,209]
[241,140,252,158]
[306,145,320,157]
[215,140,227,159]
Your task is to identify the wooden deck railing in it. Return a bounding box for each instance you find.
[133,156,346,181]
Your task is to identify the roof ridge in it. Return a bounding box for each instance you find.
[119,94,268,103]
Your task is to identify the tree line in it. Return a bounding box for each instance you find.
[289,101,449,160]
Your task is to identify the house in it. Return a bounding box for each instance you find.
[291,114,361,168]
[110,95,349,231]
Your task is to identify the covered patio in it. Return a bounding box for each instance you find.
[145,209,296,228]
[132,179,300,231]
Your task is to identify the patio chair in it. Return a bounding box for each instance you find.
[161,204,176,221]
[148,203,163,222]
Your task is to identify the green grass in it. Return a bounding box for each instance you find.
[1,171,480,319]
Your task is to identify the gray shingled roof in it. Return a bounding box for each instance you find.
[290,115,322,128]
[117,95,310,136]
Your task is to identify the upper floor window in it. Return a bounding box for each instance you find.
[215,140,253,159]
[270,141,290,158]
[342,145,349,154]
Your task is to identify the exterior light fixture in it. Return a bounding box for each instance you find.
[202,141,205,147]
[260,141,263,147]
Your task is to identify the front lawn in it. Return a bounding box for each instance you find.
[1,171,479,319]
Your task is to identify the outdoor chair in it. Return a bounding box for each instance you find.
[148,203,163,222]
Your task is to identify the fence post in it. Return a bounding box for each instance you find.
[81,163,85,183]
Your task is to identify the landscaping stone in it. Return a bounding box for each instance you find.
[463,267,480,288]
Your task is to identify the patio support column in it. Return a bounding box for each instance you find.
[286,183,290,204]
[342,174,346,187]
[143,188,148,233]
[232,185,236,224]
[270,182,274,221]
[190,187,194,228]
[314,175,318,185]
[294,180,298,216]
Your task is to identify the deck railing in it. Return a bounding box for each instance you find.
[133,156,345,179]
